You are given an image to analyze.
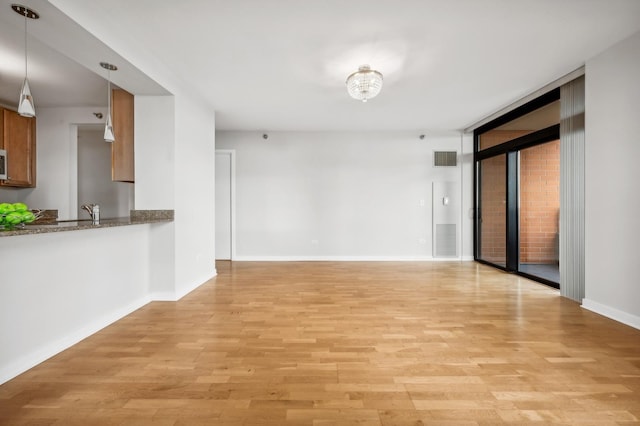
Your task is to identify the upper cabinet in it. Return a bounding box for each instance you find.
[112,89,134,182]
[0,108,36,188]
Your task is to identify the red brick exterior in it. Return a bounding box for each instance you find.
[519,140,560,263]
[479,155,506,264]
[479,140,560,265]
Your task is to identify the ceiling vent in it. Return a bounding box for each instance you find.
[434,151,457,167]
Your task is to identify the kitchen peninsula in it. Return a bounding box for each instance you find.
[0,208,185,385]
[0,5,216,387]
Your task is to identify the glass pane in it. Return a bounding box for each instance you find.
[479,155,506,267]
[479,100,560,150]
[518,141,560,283]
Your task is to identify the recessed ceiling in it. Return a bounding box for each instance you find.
[0,0,168,110]
[3,0,640,132]
[0,2,105,108]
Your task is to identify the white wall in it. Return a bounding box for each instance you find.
[16,107,108,220]
[216,131,472,260]
[77,128,133,218]
[135,96,176,299]
[0,224,162,384]
[134,94,217,300]
[0,188,17,203]
[583,30,640,328]
[461,132,474,260]
[173,96,217,297]
[134,96,175,210]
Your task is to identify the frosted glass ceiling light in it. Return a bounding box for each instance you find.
[100,62,118,142]
[346,64,383,102]
[12,4,39,117]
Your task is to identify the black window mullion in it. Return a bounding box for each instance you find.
[506,151,519,271]
[476,124,560,161]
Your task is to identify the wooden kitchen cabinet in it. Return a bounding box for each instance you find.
[111,88,134,182]
[0,108,36,188]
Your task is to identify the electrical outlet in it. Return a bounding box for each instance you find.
[418,238,427,245]
[311,239,319,245]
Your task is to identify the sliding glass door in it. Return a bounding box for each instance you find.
[474,90,561,288]
[518,141,560,283]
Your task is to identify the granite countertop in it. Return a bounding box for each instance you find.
[0,210,174,238]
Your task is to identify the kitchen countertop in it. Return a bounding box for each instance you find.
[0,210,174,238]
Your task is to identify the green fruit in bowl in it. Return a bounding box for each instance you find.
[0,203,15,214]
[21,211,36,223]
[13,202,28,212]
[4,212,23,225]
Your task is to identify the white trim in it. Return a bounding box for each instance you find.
[69,124,78,219]
[460,132,464,262]
[233,256,473,262]
[149,291,179,302]
[463,66,585,133]
[0,295,151,385]
[581,298,640,330]
[215,149,236,260]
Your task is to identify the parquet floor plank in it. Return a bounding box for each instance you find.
[1,261,639,425]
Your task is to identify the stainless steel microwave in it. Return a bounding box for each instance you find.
[0,149,6,180]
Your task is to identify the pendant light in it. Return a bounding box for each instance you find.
[100,62,118,142]
[11,4,39,117]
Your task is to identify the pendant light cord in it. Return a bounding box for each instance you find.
[23,12,28,78]
[107,69,111,111]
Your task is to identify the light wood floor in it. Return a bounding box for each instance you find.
[1,261,639,425]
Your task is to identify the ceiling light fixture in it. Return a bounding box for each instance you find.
[12,4,39,117]
[100,62,118,142]
[346,64,383,102]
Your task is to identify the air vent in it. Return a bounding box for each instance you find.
[434,151,457,167]
[435,224,457,257]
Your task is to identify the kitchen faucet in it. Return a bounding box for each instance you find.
[81,204,100,224]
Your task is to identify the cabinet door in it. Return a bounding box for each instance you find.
[111,89,134,182]
[0,109,36,187]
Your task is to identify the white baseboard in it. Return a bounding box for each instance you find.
[233,256,472,262]
[0,295,151,385]
[149,291,179,302]
[581,298,640,330]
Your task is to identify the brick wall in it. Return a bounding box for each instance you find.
[479,155,506,264]
[479,140,560,265]
[519,140,560,264]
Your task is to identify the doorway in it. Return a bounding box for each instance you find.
[77,126,133,219]
[215,150,235,260]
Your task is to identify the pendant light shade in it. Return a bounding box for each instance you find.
[346,64,383,102]
[12,4,39,117]
[103,111,115,142]
[100,62,118,143]
[18,78,35,117]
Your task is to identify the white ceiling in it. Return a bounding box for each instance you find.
[2,0,640,131]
